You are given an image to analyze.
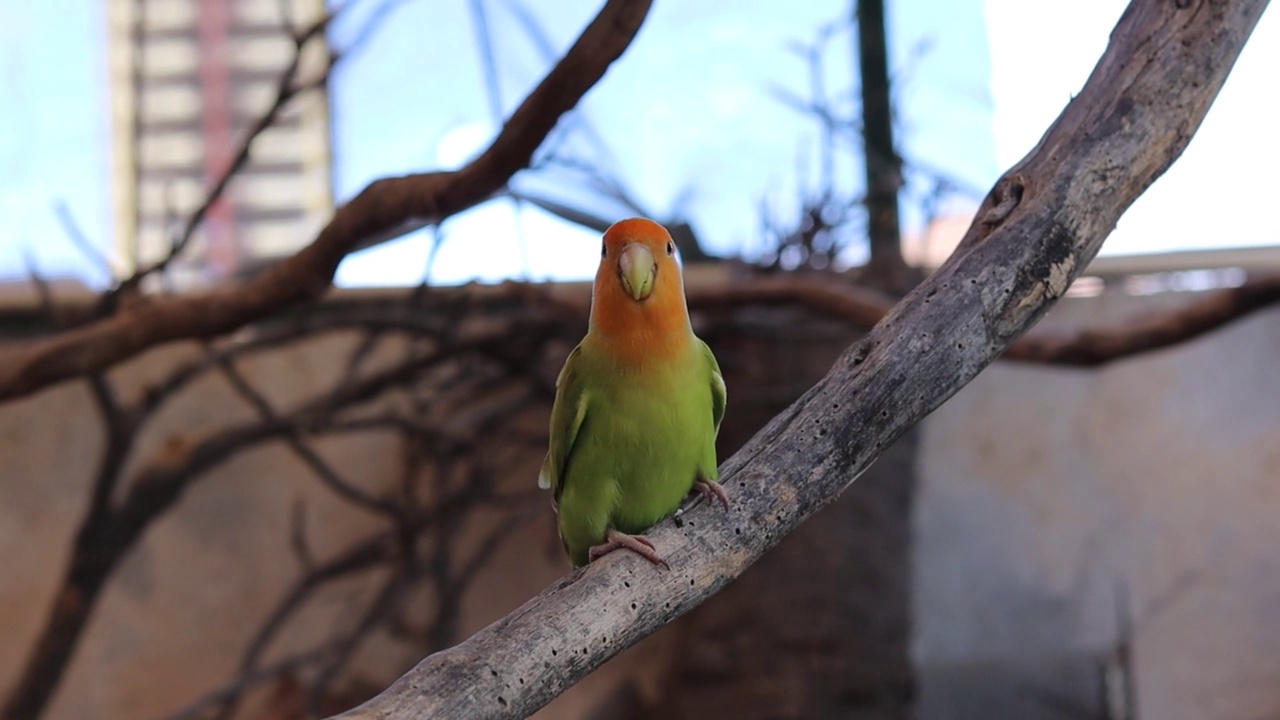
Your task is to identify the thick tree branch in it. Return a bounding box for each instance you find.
[327,1,1270,717]
[0,0,652,403]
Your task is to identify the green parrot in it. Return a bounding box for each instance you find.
[538,218,728,568]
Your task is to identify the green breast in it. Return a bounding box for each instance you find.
[569,344,717,533]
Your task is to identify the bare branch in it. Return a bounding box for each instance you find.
[0,372,138,720]
[308,570,415,713]
[687,275,895,329]
[695,273,1280,368]
[326,1,1270,717]
[159,646,335,720]
[52,201,116,281]
[2,347,440,720]
[215,531,406,720]
[21,254,59,324]
[212,351,402,516]
[1004,274,1280,366]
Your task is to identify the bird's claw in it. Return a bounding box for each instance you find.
[589,529,669,569]
[694,478,730,511]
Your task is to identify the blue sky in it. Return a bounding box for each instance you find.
[0,0,112,286]
[328,0,999,285]
[0,0,1275,287]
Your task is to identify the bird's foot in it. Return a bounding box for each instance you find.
[589,529,669,569]
[694,478,730,511]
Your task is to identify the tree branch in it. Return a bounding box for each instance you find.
[326,1,1270,717]
[684,272,1280,367]
[1003,273,1280,365]
[687,275,896,329]
[0,0,652,403]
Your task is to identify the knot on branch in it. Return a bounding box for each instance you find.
[980,177,1026,228]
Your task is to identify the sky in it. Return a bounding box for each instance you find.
[985,0,1280,258]
[328,0,999,285]
[0,0,1275,288]
[0,0,112,286]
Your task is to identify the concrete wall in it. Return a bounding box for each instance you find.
[914,292,1280,720]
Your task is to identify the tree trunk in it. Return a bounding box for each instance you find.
[637,1,923,712]
[856,0,917,295]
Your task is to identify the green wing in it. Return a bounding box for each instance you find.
[700,339,726,437]
[538,345,589,504]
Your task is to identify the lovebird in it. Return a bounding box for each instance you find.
[538,218,728,568]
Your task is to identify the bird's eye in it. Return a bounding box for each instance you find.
[666,241,675,256]
[601,242,607,259]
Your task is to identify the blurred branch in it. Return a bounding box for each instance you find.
[326,1,1268,716]
[1003,274,1280,366]
[307,569,415,714]
[687,275,895,328]
[161,646,336,720]
[192,356,549,719]
[497,0,714,262]
[212,351,402,517]
[0,368,139,720]
[1,289,570,720]
[0,0,653,403]
[470,0,506,123]
[21,255,59,324]
[52,201,116,281]
[689,273,1280,367]
[758,21,863,272]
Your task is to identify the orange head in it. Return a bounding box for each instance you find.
[588,218,692,358]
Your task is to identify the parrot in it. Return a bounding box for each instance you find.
[538,217,728,568]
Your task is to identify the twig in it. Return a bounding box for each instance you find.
[212,351,402,516]
[308,570,415,713]
[52,201,116,282]
[290,501,316,573]
[158,645,336,720]
[21,254,58,323]
[1002,274,1280,366]
[209,532,404,720]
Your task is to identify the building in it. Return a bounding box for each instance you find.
[104,0,334,286]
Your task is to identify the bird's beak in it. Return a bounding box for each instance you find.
[618,243,656,301]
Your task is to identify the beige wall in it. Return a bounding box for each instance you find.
[0,331,589,719]
[915,292,1280,720]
